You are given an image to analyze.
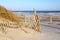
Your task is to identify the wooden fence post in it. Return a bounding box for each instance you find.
[33,9,41,32]
[50,16,53,24]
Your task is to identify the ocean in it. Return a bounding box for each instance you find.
[13,11,60,14]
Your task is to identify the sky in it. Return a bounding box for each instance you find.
[0,0,60,11]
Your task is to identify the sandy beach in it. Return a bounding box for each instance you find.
[0,0,60,40]
[0,23,60,40]
[0,13,60,40]
[0,5,60,40]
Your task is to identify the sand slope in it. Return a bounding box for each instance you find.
[0,26,60,40]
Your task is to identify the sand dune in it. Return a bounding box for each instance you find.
[0,5,60,40]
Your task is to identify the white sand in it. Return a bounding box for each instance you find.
[0,25,60,40]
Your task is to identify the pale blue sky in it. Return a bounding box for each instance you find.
[0,0,60,11]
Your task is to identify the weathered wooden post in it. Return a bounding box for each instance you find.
[24,14,27,27]
[33,9,41,32]
[50,16,53,24]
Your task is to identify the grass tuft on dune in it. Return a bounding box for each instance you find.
[0,5,20,22]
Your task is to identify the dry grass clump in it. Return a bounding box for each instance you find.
[0,26,7,34]
[0,5,19,22]
[32,9,41,32]
[0,5,20,34]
